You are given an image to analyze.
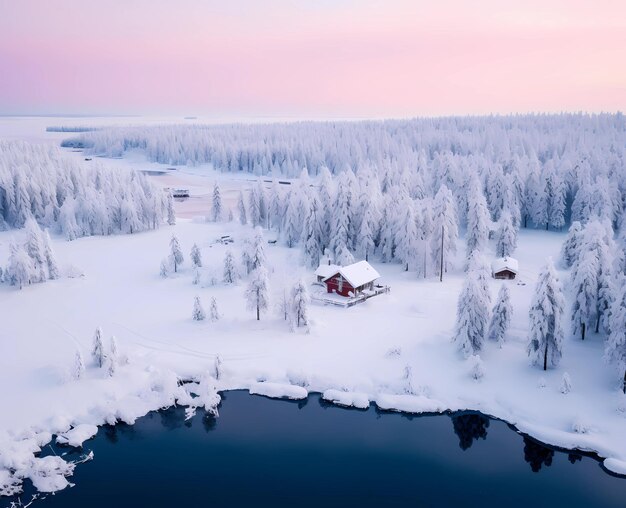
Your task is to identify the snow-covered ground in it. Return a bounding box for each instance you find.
[1,117,625,499]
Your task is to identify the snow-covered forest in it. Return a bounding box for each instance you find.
[0,141,171,239]
[1,114,626,502]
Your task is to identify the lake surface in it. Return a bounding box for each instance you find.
[8,391,626,507]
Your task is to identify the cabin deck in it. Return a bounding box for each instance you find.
[311,283,390,308]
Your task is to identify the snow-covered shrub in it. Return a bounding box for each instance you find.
[537,377,547,389]
[560,372,572,394]
[572,417,592,434]
[192,266,201,285]
[402,364,415,394]
[386,347,402,358]
[469,355,485,381]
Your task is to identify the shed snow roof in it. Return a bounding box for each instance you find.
[492,257,519,274]
[315,264,341,279]
[324,260,381,288]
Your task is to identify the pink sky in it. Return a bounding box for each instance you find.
[1,0,625,117]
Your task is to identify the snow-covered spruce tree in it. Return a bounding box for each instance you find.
[159,258,170,278]
[465,178,491,262]
[211,182,223,222]
[92,327,105,368]
[495,211,517,258]
[487,284,513,345]
[527,260,565,370]
[560,372,572,394]
[192,296,206,321]
[209,297,220,322]
[237,190,248,225]
[290,279,310,328]
[395,204,419,272]
[73,350,85,381]
[192,266,201,285]
[431,184,458,280]
[301,194,325,269]
[605,279,626,393]
[357,202,378,263]
[107,336,118,377]
[250,227,267,272]
[190,243,202,268]
[282,189,301,248]
[570,249,599,341]
[7,243,33,289]
[467,250,491,308]
[453,271,490,357]
[223,250,238,284]
[560,221,583,268]
[169,234,184,273]
[329,172,351,261]
[166,193,176,226]
[246,267,270,321]
[335,243,355,267]
[42,229,59,280]
[24,217,48,282]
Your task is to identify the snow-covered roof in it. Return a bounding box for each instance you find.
[492,257,519,274]
[324,260,381,288]
[315,263,341,279]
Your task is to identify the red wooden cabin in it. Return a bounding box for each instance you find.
[322,261,381,297]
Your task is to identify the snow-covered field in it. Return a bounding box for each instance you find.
[0,117,625,500]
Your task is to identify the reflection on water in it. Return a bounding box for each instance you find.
[6,391,626,508]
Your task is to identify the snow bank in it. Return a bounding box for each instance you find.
[604,458,626,476]
[375,394,448,414]
[56,424,98,447]
[322,389,370,409]
[249,382,308,400]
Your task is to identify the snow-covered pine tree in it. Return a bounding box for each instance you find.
[290,279,310,328]
[237,190,247,225]
[92,327,105,368]
[570,248,599,341]
[250,227,267,272]
[246,267,270,320]
[24,217,47,282]
[301,194,324,268]
[209,297,220,322]
[192,296,206,321]
[190,243,202,268]
[494,211,516,258]
[431,184,458,279]
[282,189,300,248]
[453,271,490,357]
[465,178,491,262]
[335,243,355,266]
[223,250,238,284]
[169,234,184,272]
[605,279,626,393]
[166,193,176,225]
[560,221,583,268]
[107,336,118,377]
[487,284,513,345]
[73,350,85,381]
[42,229,59,279]
[211,182,223,222]
[7,243,33,289]
[395,203,419,271]
[527,259,565,370]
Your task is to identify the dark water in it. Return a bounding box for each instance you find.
[7,391,626,508]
